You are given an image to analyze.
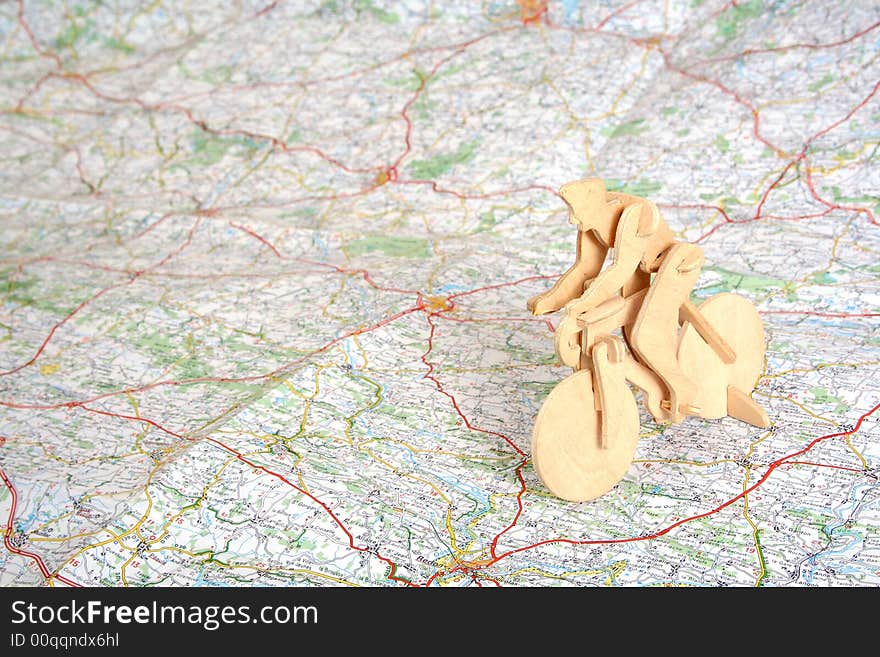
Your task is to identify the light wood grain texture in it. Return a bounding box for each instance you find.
[591,336,628,449]
[528,230,606,316]
[727,385,771,427]
[531,369,640,503]
[559,179,624,244]
[554,203,648,369]
[528,178,771,502]
[623,354,668,422]
[577,287,647,347]
[680,299,736,364]
[629,242,704,422]
[678,293,768,425]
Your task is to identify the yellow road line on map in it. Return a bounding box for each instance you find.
[362,446,463,557]
[753,390,837,425]
[763,360,880,379]
[741,429,773,587]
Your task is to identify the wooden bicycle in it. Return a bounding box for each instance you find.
[529,180,770,502]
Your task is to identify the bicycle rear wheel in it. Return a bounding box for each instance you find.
[677,293,765,418]
[531,369,640,502]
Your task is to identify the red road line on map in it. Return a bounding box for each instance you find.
[6,22,557,215]
[593,0,643,30]
[128,213,175,242]
[0,304,421,411]
[434,314,554,330]
[671,203,837,242]
[388,29,507,175]
[0,281,130,378]
[201,436,416,586]
[208,183,387,212]
[796,80,880,229]
[148,26,517,105]
[417,295,532,560]
[652,29,880,243]
[0,274,547,410]
[0,256,422,294]
[392,178,558,200]
[0,124,54,150]
[6,257,135,276]
[255,1,280,17]
[808,74,880,141]
[229,221,282,258]
[666,202,836,234]
[483,402,880,567]
[16,0,62,69]
[0,303,425,411]
[694,21,880,66]
[10,7,874,243]
[425,403,879,584]
[802,161,879,228]
[755,159,797,219]
[0,218,202,378]
[657,47,782,156]
[0,467,82,587]
[14,216,420,298]
[17,399,413,585]
[293,257,423,297]
[73,146,97,195]
[693,221,727,243]
[22,71,378,176]
[2,272,566,584]
[447,274,556,302]
[207,123,379,175]
[58,402,414,586]
[689,75,880,241]
[78,405,185,439]
[690,211,826,243]
[14,397,413,586]
[659,203,733,224]
[756,78,880,223]
[6,250,547,310]
[758,208,834,222]
[8,307,876,587]
[12,71,56,111]
[13,24,517,184]
[754,80,880,227]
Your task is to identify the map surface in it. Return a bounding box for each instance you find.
[1,0,878,586]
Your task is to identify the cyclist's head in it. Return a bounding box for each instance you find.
[559,178,611,231]
[559,178,661,240]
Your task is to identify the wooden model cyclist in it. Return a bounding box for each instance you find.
[528,179,770,502]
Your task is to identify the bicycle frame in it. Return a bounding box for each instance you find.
[572,289,671,424]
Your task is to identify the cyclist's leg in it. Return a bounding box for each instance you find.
[630,242,704,422]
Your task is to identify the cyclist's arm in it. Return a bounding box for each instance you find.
[528,229,606,315]
[565,204,647,314]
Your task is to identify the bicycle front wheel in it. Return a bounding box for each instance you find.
[531,369,640,502]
